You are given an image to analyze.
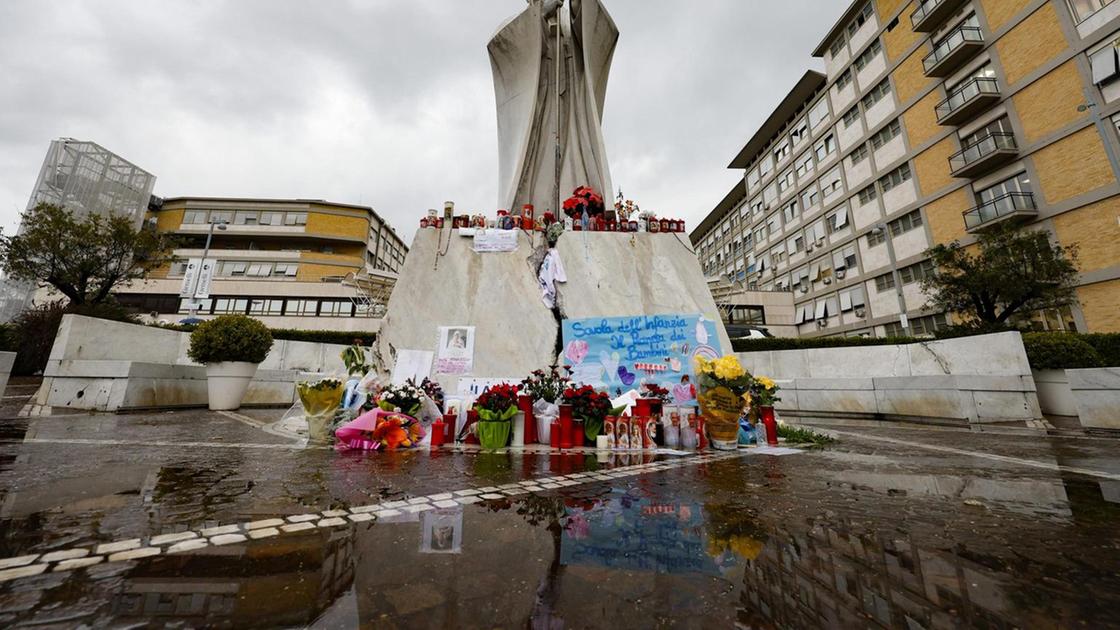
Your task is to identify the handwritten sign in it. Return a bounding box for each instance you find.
[560,313,720,403]
[435,326,475,375]
[472,229,518,253]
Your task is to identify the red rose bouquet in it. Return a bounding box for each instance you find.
[562,186,606,220]
[562,385,625,444]
[473,382,521,449]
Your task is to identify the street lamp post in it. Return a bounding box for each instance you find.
[873,223,909,334]
[188,220,227,317]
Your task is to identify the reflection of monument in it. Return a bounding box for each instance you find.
[489,0,617,214]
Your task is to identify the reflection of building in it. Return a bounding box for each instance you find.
[116,197,408,331]
[0,138,157,321]
[694,0,1120,337]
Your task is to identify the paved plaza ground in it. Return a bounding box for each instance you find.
[1,380,1118,628]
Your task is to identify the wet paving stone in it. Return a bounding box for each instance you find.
[1,412,1120,627]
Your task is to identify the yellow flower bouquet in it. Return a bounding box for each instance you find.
[694,355,754,451]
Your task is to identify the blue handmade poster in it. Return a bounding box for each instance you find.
[560,313,721,404]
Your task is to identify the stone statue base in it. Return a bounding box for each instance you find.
[376,229,731,391]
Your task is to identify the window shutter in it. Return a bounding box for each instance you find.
[810,263,821,281]
[815,299,827,320]
[834,208,848,229]
[1091,47,1119,85]
[852,286,866,307]
[840,291,854,311]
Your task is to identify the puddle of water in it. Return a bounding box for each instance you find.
[1,454,1119,627]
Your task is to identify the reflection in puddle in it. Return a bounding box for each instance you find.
[2,451,1120,627]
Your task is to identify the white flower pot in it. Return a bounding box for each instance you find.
[205,362,259,411]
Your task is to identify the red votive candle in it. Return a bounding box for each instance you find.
[430,420,445,448]
[518,394,537,444]
[443,413,458,443]
[559,404,574,449]
[550,420,561,448]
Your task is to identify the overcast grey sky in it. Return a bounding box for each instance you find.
[0,1,837,244]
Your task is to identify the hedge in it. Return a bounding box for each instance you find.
[733,329,1120,370]
[159,323,377,347]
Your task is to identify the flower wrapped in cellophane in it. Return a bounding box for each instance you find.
[335,408,427,452]
[297,378,345,443]
[694,355,754,451]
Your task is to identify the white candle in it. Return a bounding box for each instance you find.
[596,435,609,450]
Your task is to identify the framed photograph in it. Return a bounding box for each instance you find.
[442,395,470,437]
[420,508,463,554]
[436,326,475,375]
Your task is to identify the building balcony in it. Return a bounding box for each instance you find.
[936,77,1001,126]
[949,133,1019,178]
[963,192,1037,232]
[910,0,967,32]
[923,25,984,78]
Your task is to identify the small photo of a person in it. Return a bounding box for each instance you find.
[432,525,455,551]
[447,329,467,350]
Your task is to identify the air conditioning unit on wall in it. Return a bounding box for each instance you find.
[817,319,828,328]
[855,308,866,318]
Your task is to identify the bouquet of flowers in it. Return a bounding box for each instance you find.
[562,384,623,444]
[521,365,571,405]
[562,185,606,220]
[695,355,754,451]
[377,383,424,417]
[411,377,445,412]
[473,383,521,449]
[749,375,782,407]
[335,408,426,452]
[297,377,346,443]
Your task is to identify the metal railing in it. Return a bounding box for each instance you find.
[963,192,1036,229]
[949,132,1018,172]
[911,0,953,28]
[923,25,984,73]
[936,77,1000,121]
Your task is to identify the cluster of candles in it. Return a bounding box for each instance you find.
[426,394,707,451]
[418,202,686,234]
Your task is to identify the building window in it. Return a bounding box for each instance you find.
[795,152,814,178]
[774,141,791,162]
[234,211,258,225]
[857,184,878,205]
[898,259,936,285]
[209,210,234,224]
[249,299,284,316]
[726,305,766,325]
[875,272,896,291]
[878,163,912,192]
[814,133,837,161]
[782,199,799,223]
[861,79,892,110]
[839,285,866,311]
[960,116,1013,150]
[829,36,847,58]
[977,172,1032,205]
[847,3,874,37]
[849,143,870,165]
[853,39,883,72]
[287,299,319,316]
[777,168,795,194]
[284,212,308,226]
[213,298,249,314]
[821,167,843,197]
[1068,0,1115,23]
[827,207,850,232]
[169,261,190,277]
[223,262,248,277]
[888,209,923,236]
[801,187,820,210]
[842,106,862,129]
[808,98,831,129]
[272,263,299,277]
[836,70,854,90]
[885,313,949,337]
[182,210,207,225]
[834,244,858,270]
[178,298,213,314]
[870,119,902,149]
[259,212,281,226]
[1015,305,1080,332]
[790,118,809,144]
[788,234,805,255]
[867,228,887,247]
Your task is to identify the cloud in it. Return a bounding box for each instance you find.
[0,0,836,243]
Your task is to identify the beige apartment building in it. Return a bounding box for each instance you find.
[693,0,1120,337]
[117,197,407,331]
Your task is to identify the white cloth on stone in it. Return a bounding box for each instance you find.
[538,248,567,309]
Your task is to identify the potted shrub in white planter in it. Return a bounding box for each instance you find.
[187,315,274,411]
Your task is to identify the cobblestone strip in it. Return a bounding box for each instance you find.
[0,450,748,582]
